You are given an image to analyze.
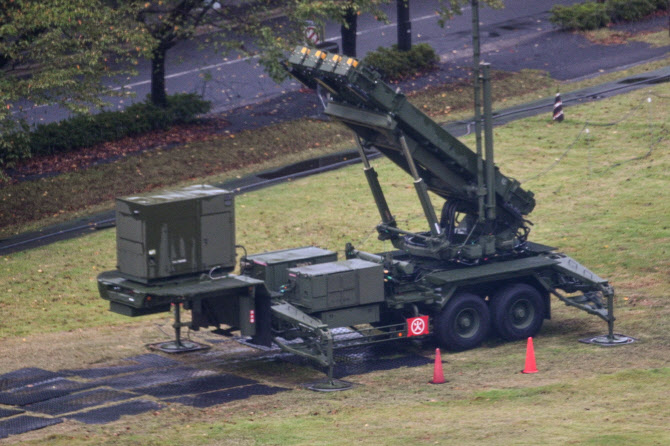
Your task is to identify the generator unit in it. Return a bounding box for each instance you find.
[115,184,235,283]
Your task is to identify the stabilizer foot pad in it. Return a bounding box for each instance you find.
[579,333,636,346]
[148,340,209,353]
[307,379,353,392]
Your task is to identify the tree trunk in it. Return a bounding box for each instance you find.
[151,45,168,107]
[397,0,411,51]
[341,7,358,57]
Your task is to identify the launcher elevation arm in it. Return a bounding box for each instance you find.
[285,46,536,261]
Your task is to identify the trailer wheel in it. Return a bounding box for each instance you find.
[435,293,490,351]
[491,283,545,341]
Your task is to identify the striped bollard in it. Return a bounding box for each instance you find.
[553,93,564,122]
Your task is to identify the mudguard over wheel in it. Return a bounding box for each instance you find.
[435,292,490,351]
[491,283,545,341]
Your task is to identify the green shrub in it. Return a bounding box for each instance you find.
[25,93,210,159]
[549,2,610,30]
[550,0,667,30]
[0,119,31,169]
[363,43,438,81]
[606,0,656,22]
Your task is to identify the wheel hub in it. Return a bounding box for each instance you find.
[510,299,534,329]
[456,309,479,337]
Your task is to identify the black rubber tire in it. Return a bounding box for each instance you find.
[434,293,490,351]
[491,283,545,341]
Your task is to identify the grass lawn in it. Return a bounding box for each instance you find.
[0,67,669,445]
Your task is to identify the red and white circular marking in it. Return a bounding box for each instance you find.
[304,25,320,45]
[407,316,429,337]
[410,318,426,336]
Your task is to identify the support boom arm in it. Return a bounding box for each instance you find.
[285,46,536,260]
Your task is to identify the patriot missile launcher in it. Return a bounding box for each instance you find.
[98,47,629,389]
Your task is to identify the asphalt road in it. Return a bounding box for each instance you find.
[16,0,593,126]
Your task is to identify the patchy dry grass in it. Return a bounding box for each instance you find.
[584,29,632,45]
[630,29,670,47]
[584,25,670,47]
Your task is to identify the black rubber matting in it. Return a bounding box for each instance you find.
[0,378,96,406]
[166,384,289,408]
[66,399,162,425]
[280,344,432,379]
[0,407,23,419]
[96,366,216,391]
[332,352,432,378]
[0,415,62,439]
[62,353,180,379]
[25,388,135,416]
[126,353,181,366]
[62,363,150,379]
[0,368,63,392]
[138,373,257,398]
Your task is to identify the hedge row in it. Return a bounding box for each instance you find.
[550,0,668,31]
[1,93,211,168]
[363,43,439,81]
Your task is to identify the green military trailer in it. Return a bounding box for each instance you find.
[98,47,628,388]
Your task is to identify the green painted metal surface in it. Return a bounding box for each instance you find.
[242,246,337,291]
[285,46,540,262]
[285,259,384,312]
[285,46,535,224]
[425,256,558,286]
[116,185,235,283]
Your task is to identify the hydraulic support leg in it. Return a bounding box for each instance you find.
[154,301,208,353]
[355,136,396,227]
[398,134,442,237]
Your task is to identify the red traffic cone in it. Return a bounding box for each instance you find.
[430,348,446,384]
[522,337,538,374]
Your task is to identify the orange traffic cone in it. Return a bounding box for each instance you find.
[522,337,538,374]
[430,348,446,384]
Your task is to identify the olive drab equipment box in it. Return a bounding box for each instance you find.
[115,185,235,283]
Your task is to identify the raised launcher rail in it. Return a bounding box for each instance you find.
[286,46,535,261]
[284,46,632,347]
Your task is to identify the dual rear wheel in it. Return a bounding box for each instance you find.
[434,283,545,351]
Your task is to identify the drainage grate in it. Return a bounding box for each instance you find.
[138,374,257,399]
[96,366,216,391]
[25,388,135,416]
[66,400,162,425]
[0,408,23,419]
[0,368,63,392]
[0,415,62,439]
[0,378,96,406]
[166,384,289,408]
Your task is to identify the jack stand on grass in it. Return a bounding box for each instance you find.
[578,289,635,346]
[307,339,352,392]
[151,302,209,353]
